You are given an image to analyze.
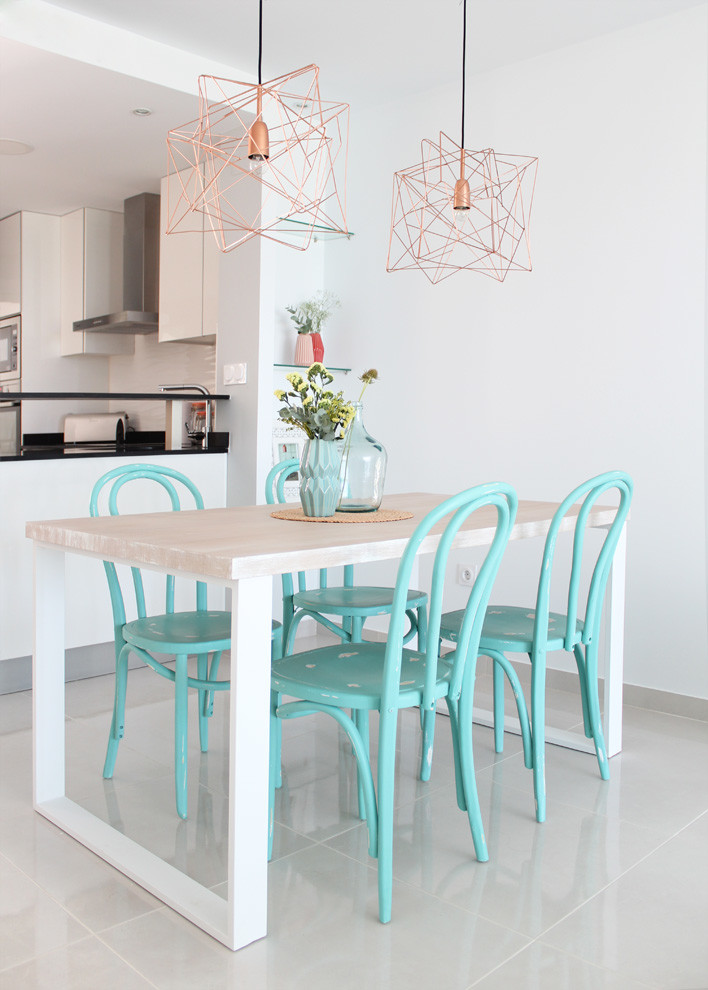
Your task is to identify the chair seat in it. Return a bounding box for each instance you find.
[439,605,585,653]
[123,610,232,653]
[272,642,449,710]
[292,586,427,616]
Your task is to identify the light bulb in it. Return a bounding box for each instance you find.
[453,206,470,230]
[247,119,269,171]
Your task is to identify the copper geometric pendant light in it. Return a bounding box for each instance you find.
[387,0,537,283]
[166,0,349,253]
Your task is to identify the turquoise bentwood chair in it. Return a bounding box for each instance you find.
[270,482,517,923]
[266,459,429,804]
[91,464,282,819]
[439,470,633,824]
[266,459,428,656]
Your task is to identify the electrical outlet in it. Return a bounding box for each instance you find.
[457,563,478,586]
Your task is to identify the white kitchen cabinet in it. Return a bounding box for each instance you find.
[0,212,21,317]
[60,207,134,356]
[159,172,219,343]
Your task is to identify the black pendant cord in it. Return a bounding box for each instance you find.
[258,0,263,86]
[461,0,467,150]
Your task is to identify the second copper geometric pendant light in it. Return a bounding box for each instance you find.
[387,0,538,283]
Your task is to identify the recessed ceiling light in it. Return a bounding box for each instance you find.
[132,107,153,117]
[0,139,34,156]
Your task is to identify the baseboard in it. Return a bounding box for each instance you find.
[542,665,708,722]
[0,642,138,695]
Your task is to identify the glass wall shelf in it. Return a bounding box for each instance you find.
[274,364,351,374]
[273,218,354,243]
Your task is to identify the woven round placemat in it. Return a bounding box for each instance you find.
[270,507,414,524]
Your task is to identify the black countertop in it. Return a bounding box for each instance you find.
[1,431,229,463]
[0,392,230,401]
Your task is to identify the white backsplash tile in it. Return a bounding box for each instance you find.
[107,336,216,432]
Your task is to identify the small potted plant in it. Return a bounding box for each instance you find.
[286,290,340,366]
[275,363,355,517]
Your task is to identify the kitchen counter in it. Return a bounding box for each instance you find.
[0,392,230,400]
[1,391,230,461]
[1,431,229,462]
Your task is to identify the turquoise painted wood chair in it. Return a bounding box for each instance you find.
[439,470,633,824]
[265,459,428,655]
[266,458,429,805]
[91,464,282,818]
[270,482,517,922]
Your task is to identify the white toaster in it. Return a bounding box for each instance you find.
[63,412,129,443]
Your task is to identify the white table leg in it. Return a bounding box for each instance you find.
[226,574,272,950]
[33,545,67,805]
[603,522,627,757]
[32,547,272,951]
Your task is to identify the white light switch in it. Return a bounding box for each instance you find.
[223,362,247,385]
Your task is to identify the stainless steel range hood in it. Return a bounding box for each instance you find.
[74,192,160,334]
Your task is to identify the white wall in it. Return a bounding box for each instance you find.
[325,7,708,699]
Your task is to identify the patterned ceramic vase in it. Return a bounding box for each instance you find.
[337,402,387,512]
[299,439,344,517]
[294,333,315,366]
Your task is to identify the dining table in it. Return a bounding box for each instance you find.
[26,491,627,950]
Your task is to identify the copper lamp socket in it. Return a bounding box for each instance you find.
[248,119,270,161]
[453,178,470,211]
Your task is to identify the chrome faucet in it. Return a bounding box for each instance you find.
[158,383,211,448]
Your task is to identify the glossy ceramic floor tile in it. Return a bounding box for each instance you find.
[479,704,708,839]
[325,774,667,938]
[0,935,156,990]
[471,940,655,989]
[0,810,162,934]
[541,810,708,989]
[100,844,530,990]
[1,661,707,989]
[0,855,89,973]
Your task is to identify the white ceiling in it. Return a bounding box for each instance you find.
[0,0,704,217]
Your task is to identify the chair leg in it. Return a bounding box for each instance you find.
[103,642,129,779]
[419,707,435,782]
[271,626,283,789]
[492,658,505,753]
[573,643,593,739]
[416,604,428,652]
[355,709,370,819]
[174,654,189,820]
[483,649,533,770]
[349,615,368,818]
[268,690,280,860]
[457,659,489,862]
[583,641,609,780]
[530,650,546,823]
[197,653,209,753]
[376,708,398,924]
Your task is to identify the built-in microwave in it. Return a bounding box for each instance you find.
[0,315,20,383]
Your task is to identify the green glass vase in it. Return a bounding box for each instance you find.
[337,403,387,512]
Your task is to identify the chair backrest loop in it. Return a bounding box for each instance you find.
[90,464,209,625]
[533,470,633,654]
[266,458,335,598]
[382,483,517,714]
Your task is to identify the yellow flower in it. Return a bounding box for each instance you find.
[274,389,286,401]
